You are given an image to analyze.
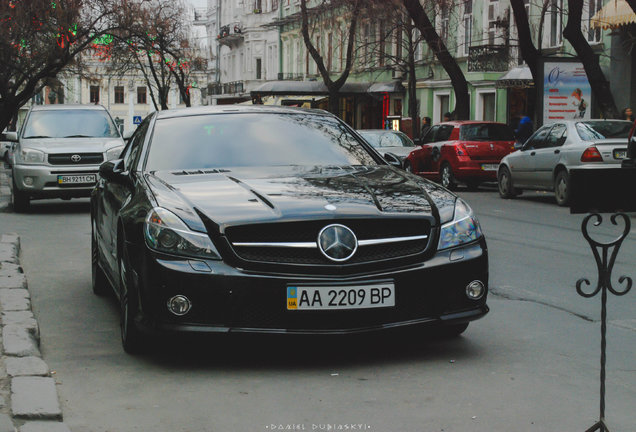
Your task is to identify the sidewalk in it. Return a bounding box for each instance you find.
[0,167,71,430]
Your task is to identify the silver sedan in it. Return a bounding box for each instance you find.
[497,119,632,206]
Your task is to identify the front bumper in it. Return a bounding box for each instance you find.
[12,163,99,199]
[131,239,489,335]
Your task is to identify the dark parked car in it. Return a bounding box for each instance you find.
[91,106,489,353]
[404,121,516,190]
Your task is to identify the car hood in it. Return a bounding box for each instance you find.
[145,165,457,233]
[19,137,124,153]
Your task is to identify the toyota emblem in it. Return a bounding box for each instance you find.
[71,154,82,163]
[318,224,358,262]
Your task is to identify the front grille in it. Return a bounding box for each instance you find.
[48,153,103,165]
[225,219,431,266]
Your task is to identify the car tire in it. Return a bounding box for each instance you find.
[91,220,110,296]
[554,170,570,207]
[11,176,30,213]
[119,243,147,354]
[440,163,456,190]
[498,166,516,199]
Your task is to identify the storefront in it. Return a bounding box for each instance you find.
[250,80,404,129]
[496,66,536,130]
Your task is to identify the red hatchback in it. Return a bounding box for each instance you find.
[405,121,516,190]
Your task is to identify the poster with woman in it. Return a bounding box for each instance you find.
[543,61,592,124]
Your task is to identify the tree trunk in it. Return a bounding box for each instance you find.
[563,0,619,119]
[401,0,469,120]
[510,0,540,82]
[407,43,418,138]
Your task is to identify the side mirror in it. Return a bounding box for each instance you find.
[383,152,402,168]
[99,159,129,185]
[2,132,18,142]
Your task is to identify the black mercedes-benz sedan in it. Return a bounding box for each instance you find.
[91,106,489,353]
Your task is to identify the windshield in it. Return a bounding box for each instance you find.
[23,109,120,139]
[460,123,515,141]
[146,112,378,171]
[359,131,415,148]
[575,121,632,140]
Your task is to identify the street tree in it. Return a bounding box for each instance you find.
[357,0,428,138]
[0,0,118,132]
[299,0,362,116]
[401,0,470,120]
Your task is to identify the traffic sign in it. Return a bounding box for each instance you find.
[133,116,142,125]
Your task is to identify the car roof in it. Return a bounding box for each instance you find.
[30,104,109,111]
[155,104,332,120]
[438,120,508,126]
[544,119,632,125]
[358,129,404,133]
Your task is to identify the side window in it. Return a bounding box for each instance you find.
[421,126,439,144]
[524,126,551,150]
[121,119,150,171]
[436,125,454,141]
[546,124,567,147]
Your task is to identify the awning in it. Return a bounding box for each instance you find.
[495,66,534,89]
[251,80,404,97]
[591,0,636,29]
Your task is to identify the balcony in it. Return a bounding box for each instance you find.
[193,8,207,26]
[467,45,509,72]
[217,23,244,47]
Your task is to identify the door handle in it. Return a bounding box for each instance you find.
[554,149,560,154]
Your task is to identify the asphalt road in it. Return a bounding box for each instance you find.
[1,184,635,432]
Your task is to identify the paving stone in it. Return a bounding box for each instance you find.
[0,273,27,289]
[2,325,40,357]
[0,413,14,432]
[19,422,71,432]
[0,289,30,311]
[11,377,62,420]
[0,244,18,265]
[0,262,22,276]
[0,233,19,246]
[5,356,49,377]
[1,311,39,335]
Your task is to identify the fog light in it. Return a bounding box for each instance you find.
[466,280,485,300]
[167,295,192,316]
[23,176,34,186]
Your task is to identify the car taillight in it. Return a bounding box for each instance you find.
[581,146,603,162]
[455,143,468,156]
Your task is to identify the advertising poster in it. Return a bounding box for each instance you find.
[543,61,592,124]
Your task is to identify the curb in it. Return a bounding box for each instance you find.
[0,165,9,212]
[0,234,71,432]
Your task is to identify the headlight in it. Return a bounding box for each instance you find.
[105,145,124,161]
[144,207,221,260]
[17,147,45,164]
[438,199,483,250]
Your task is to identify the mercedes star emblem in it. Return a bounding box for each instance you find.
[318,224,358,262]
[71,154,82,163]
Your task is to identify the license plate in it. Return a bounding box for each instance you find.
[613,149,627,160]
[57,174,97,184]
[287,283,395,310]
[481,164,498,171]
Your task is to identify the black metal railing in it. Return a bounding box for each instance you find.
[468,45,509,72]
[576,213,632,432]
[222,81,244,94]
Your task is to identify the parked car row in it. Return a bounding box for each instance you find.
[358,118,633,207]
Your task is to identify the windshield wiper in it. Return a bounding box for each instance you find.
[63,134,95,138]
[24,135,51,139]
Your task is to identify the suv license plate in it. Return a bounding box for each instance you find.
[613,149,627,160]
[57,174,97,184]
[287,283,395,310]
[481,164,498,171]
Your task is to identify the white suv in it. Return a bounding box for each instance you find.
[6,104,125,212]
